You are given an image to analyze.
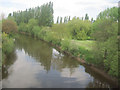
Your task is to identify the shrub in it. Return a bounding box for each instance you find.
[28,19,38,34]
[2,19,18,33]
[67,18,91,40]
[18,23,28,32]
[61,39,70,51]
[2,32,15,64]
[32,26,41,37]
[2,32,14,54]
[92,18,118,77]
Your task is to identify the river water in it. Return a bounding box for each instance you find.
[2,35,117,88]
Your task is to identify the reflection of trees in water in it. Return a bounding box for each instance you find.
[2,50,17,79]
[15,35,80,74]
[51,49,80,74]
[86,78,110,88]
[3,35,115,88]
[84,65,117,88]
[15,35,52,72]
[51,49,83,76]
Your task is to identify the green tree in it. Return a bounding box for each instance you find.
[97,7,118,21]
[82,17,84,20]
[28,19,38,34]
[38,2,54,26]
[13,2,54,26]
[18,22,28,32]
[2,32,15,63]
[64,16,67,23]
[68,16,71,21]
[60,17,62,23]
[85,13,89,20]
[57,16,59,24]
[32,26,41,37]
[2,19,17,34]
[91,18,93,23]
[68,18,91,40]
[8,13,12,17]
[92,19,118,77]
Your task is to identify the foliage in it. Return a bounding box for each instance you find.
[18,22,28,32]
[37,27,51,40]
[67,18,91,40]
[2,19,18,34]
[60,17,62,23]
[28,19,38,34]
[68,40,94,61]
[0,21,1,67]
[61,39,70,51]
[32,26,41,37]
[51,24,72,39]
[92,18,118,77]
[2,32,14,63]
[2,32,14,54]
[97,7,118,21]
[12,2,54,26]
[85,13,89,20]
[56,16,59,23]
[38,2,54,26]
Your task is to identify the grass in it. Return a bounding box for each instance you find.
[64,39,96,63]
[71,40,96,51]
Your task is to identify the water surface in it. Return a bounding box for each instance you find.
[2,35,117,88]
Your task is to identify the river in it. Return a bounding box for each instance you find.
[2,34,117,88]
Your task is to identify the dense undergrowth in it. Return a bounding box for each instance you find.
[2,32,15,64]
[1,18,17,65]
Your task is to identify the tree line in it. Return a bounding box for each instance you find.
[9,1,53,26]
[56,13,90,24]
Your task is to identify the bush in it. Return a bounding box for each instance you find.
[38,27,50,40]
[2,32,14,54]
[67,18,91,40]
[2,19,18,33]
[2,32,14,63]
[108,53,118,77]
[18,23,28,32]
[51,24,72,40]
[77,30,87,40]
[28,19,38,34]
[32,26,41,37]
[61,39,70,51]
[44,31,60,45]
[92,18,118,77]
[44,31,54,42]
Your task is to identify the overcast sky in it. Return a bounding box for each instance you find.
[0,0,118,22]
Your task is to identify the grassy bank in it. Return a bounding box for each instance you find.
[61,39,95,63]
[71,40,95,51]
